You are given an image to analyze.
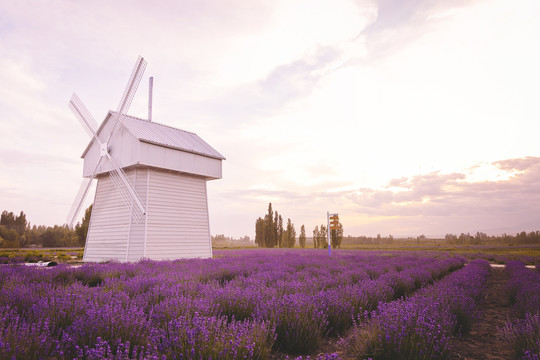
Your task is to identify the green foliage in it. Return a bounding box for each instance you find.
[299,225,306,248]
[0,210,27,248]
[274,210,280,248]
[0,225,20,248]
[313,224,328,248]
[24,250,45,263]
[0,249,83,264]
[278,214,283,248]
[57,252,71,261]
[0,207,90,248]
[41,225,78,247]
[255,203,300,248]
[331,222,344,249]
[75,204,92,246]
[255,217,266,247]
[212,234,253,247]
[265,203,275,247]
[282,218,296,248]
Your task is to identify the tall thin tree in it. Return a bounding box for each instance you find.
[299,224,306,248]
[278,214,283,248]
[255,217,266,247]
[265,203,275,247]
[274,211,280,248]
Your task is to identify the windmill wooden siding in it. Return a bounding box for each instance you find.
[83,174,131,262]
[126,168,147,261]
[145,170,212,260]
[82,113,223,262]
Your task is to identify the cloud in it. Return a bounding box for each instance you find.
[361,0,487,58]
[494,157,540,172]
[199,45,344,127]
[365,0,430,33]
[342,156,540,235]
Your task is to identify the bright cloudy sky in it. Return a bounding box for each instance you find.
[1,0,539,238]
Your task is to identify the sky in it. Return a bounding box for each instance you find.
[1,0,539,238]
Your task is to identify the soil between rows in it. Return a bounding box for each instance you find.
[450,267,514,360]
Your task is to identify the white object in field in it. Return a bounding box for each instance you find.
[66,56,224,262]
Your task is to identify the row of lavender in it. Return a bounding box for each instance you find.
[0,250,465,359]
[335,259,491,359]
[503,261,540,359]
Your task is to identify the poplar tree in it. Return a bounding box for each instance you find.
[274,211,280,248]
[330,222,344,249]
[255,217,266,247]
[264,203,275,247]
[319,224,328,248]
[278,215,283,248]
[283,218,296,248]
[14,211,27,237]
[299,225,306,248]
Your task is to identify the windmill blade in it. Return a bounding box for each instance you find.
[117,56,147,115]
[108,168,145,224]
[66,177,94,228]
[108,56,147,139]
[66,155,106,227]
[69,93,99,139]
[106,153,146,223]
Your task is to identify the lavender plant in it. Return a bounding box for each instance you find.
[503,261,540,359]
[156,314,275,360]
[0,249,470,359]
[503,313,540,360]
[342,259,490,360]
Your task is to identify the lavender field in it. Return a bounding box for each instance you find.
[0,249,538,359]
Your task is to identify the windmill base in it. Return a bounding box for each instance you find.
[83,167,213,262]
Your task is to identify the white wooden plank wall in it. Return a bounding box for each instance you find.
[126,168,148,261]
[83,167,213,262]
[83,174,131,262]
[146,170,212,259]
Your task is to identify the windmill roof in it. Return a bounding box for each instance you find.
[83,112,225,160]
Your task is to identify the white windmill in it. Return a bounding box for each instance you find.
[67,56,224,262]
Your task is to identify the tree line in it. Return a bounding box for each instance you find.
[254,203,343,249]
[444,231,540,245]
[0,206,92,248]
[254,203,306,248]
[342,232,540,245]
[342,234,395,245]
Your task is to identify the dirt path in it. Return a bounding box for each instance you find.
[450,267,514,360]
